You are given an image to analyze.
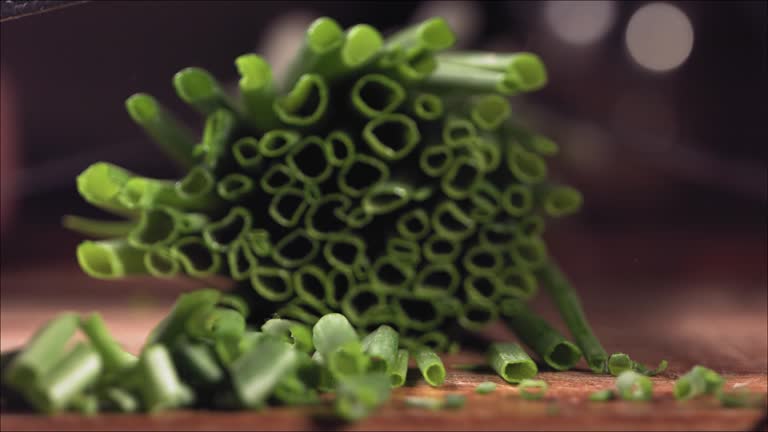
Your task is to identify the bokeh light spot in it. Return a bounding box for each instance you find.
[625,3,694,72]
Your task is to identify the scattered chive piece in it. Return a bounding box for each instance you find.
[138,344,190,412]
[589,389,615,402]
[487,342,538,384]
[674,365,725,401]
[404,396,443,410]
[230,337,298,408]
[443,394,466,409]
[615,370,653,402]
[475,381,497,394]
[335,373,390,421]
[607,353,634,376]
[361,325,399,373]
[389,349,409,388]
[519,379,548,400]
[719,390,766,409]
[414,350,446,386]
[79,313,137,373]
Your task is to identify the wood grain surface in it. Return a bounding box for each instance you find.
[1,234,766,431]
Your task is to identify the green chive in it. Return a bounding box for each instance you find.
[362,113,421,161]
[410,92,444,121]
[335,372,390,421]
[145,289,220,346]
[616,370,653,401]
[274,74,329,127]
[519,379,548,400]
[488,342,538,383]
[139,344,191,412]
[351,73,406,118]
[389,349,409,388]
[500,300,582,371]
[235,53,280,131]
[538,261,607,373]
[172,67,233,115]
[414,349,446,386]
[324,130,356,167]
[77,239,147,279]
[444,394,466,409]
[589,389,615,402]
[3,313,80,392]
[361,325,399,373]
[125,93,198,168]
[62,215,135,239]
[475,381,497,394]
[404,396,443,410]
[674,365,725,400]
[230,337,298,409]
[80,313,137,373]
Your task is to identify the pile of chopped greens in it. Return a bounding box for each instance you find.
[4,16,759,419]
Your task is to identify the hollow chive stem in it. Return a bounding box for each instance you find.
[125,93,198,168]
[145,289,221,346]
[62,215,135,238]
[410,92,444,121]
[272,229,320,268]
[423,234,461,263]
[420,144,454,177]
[323,236,367,274]
[199,108,237,170]
[384,17,455,54]
[217,173,254,201]
[26,342,103,414]
[80,313,137,373]
[426,60,518,95]
[230,336,300,409]
[261,319,313,353]
[172,67,234,116]
[387,237,421,265]
[488,342,538,383]
[101,387,139,413]
[75,162,138,216]
[76,239,147,279]
[341,286,386,326]
[362,113,421,161]
[362,181,413,215]
[500,300,582,371]
[351,74,406,118]
[269,187,309,228]
[274,74,329,127]
[139,344,193,412]
[432,200,476,241]
[235,54,280,131]
[293,265,332,309]
[538,261,608,373]
[361,325,399,373]
[173,341,224,387]
[3,313,79,391]
[458,300,498,331]
[414,349,446,386]
[506,144,548,184]
[470,94,511,131]
[413,263,460,298]
[389,349,409,388]
[441,155,484,200]
[144,247,180,278]
[171,236,222,278]
[499,268,539,299]
[539,184,584,218]
[338,154,390,198]
[286,136,333,183]
[313,313,368,377]
[202,206,252,252]
[324,130,355,167]
[251,266,294,302]
[437,51,547,92]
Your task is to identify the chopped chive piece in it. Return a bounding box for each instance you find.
[616,370,653,401]
[361,325,399,373]
[145,289,220,346]
[389,349,409,388]
[719,390,766,409]
[27,342,103,414]
[230,337,298,408]
[172,67,231,115]
[589,389,615,402]
[414,349,446,386]
[519,379,548,400]
[101,387,139,413]
[444,394,466,409]
[488,342,538,383]
[362,113,421,161]
[351,74,406,118]
[404,396,443,410]
[174,340,224,386]
[3,312,79,391]
[335,373,390,421]
[80,313,137,373]
[235,54,280,131]
[607,353,633,376]
[475,381,497,394]
[674,365,725,400]
[274,74,329,127]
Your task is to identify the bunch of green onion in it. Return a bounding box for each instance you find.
[2,16,672,417]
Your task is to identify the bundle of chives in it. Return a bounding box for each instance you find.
[8,15,674,419]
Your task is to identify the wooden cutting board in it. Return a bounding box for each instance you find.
[1,263,766,431]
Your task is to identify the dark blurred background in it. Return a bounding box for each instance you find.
[0,0,765,286]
